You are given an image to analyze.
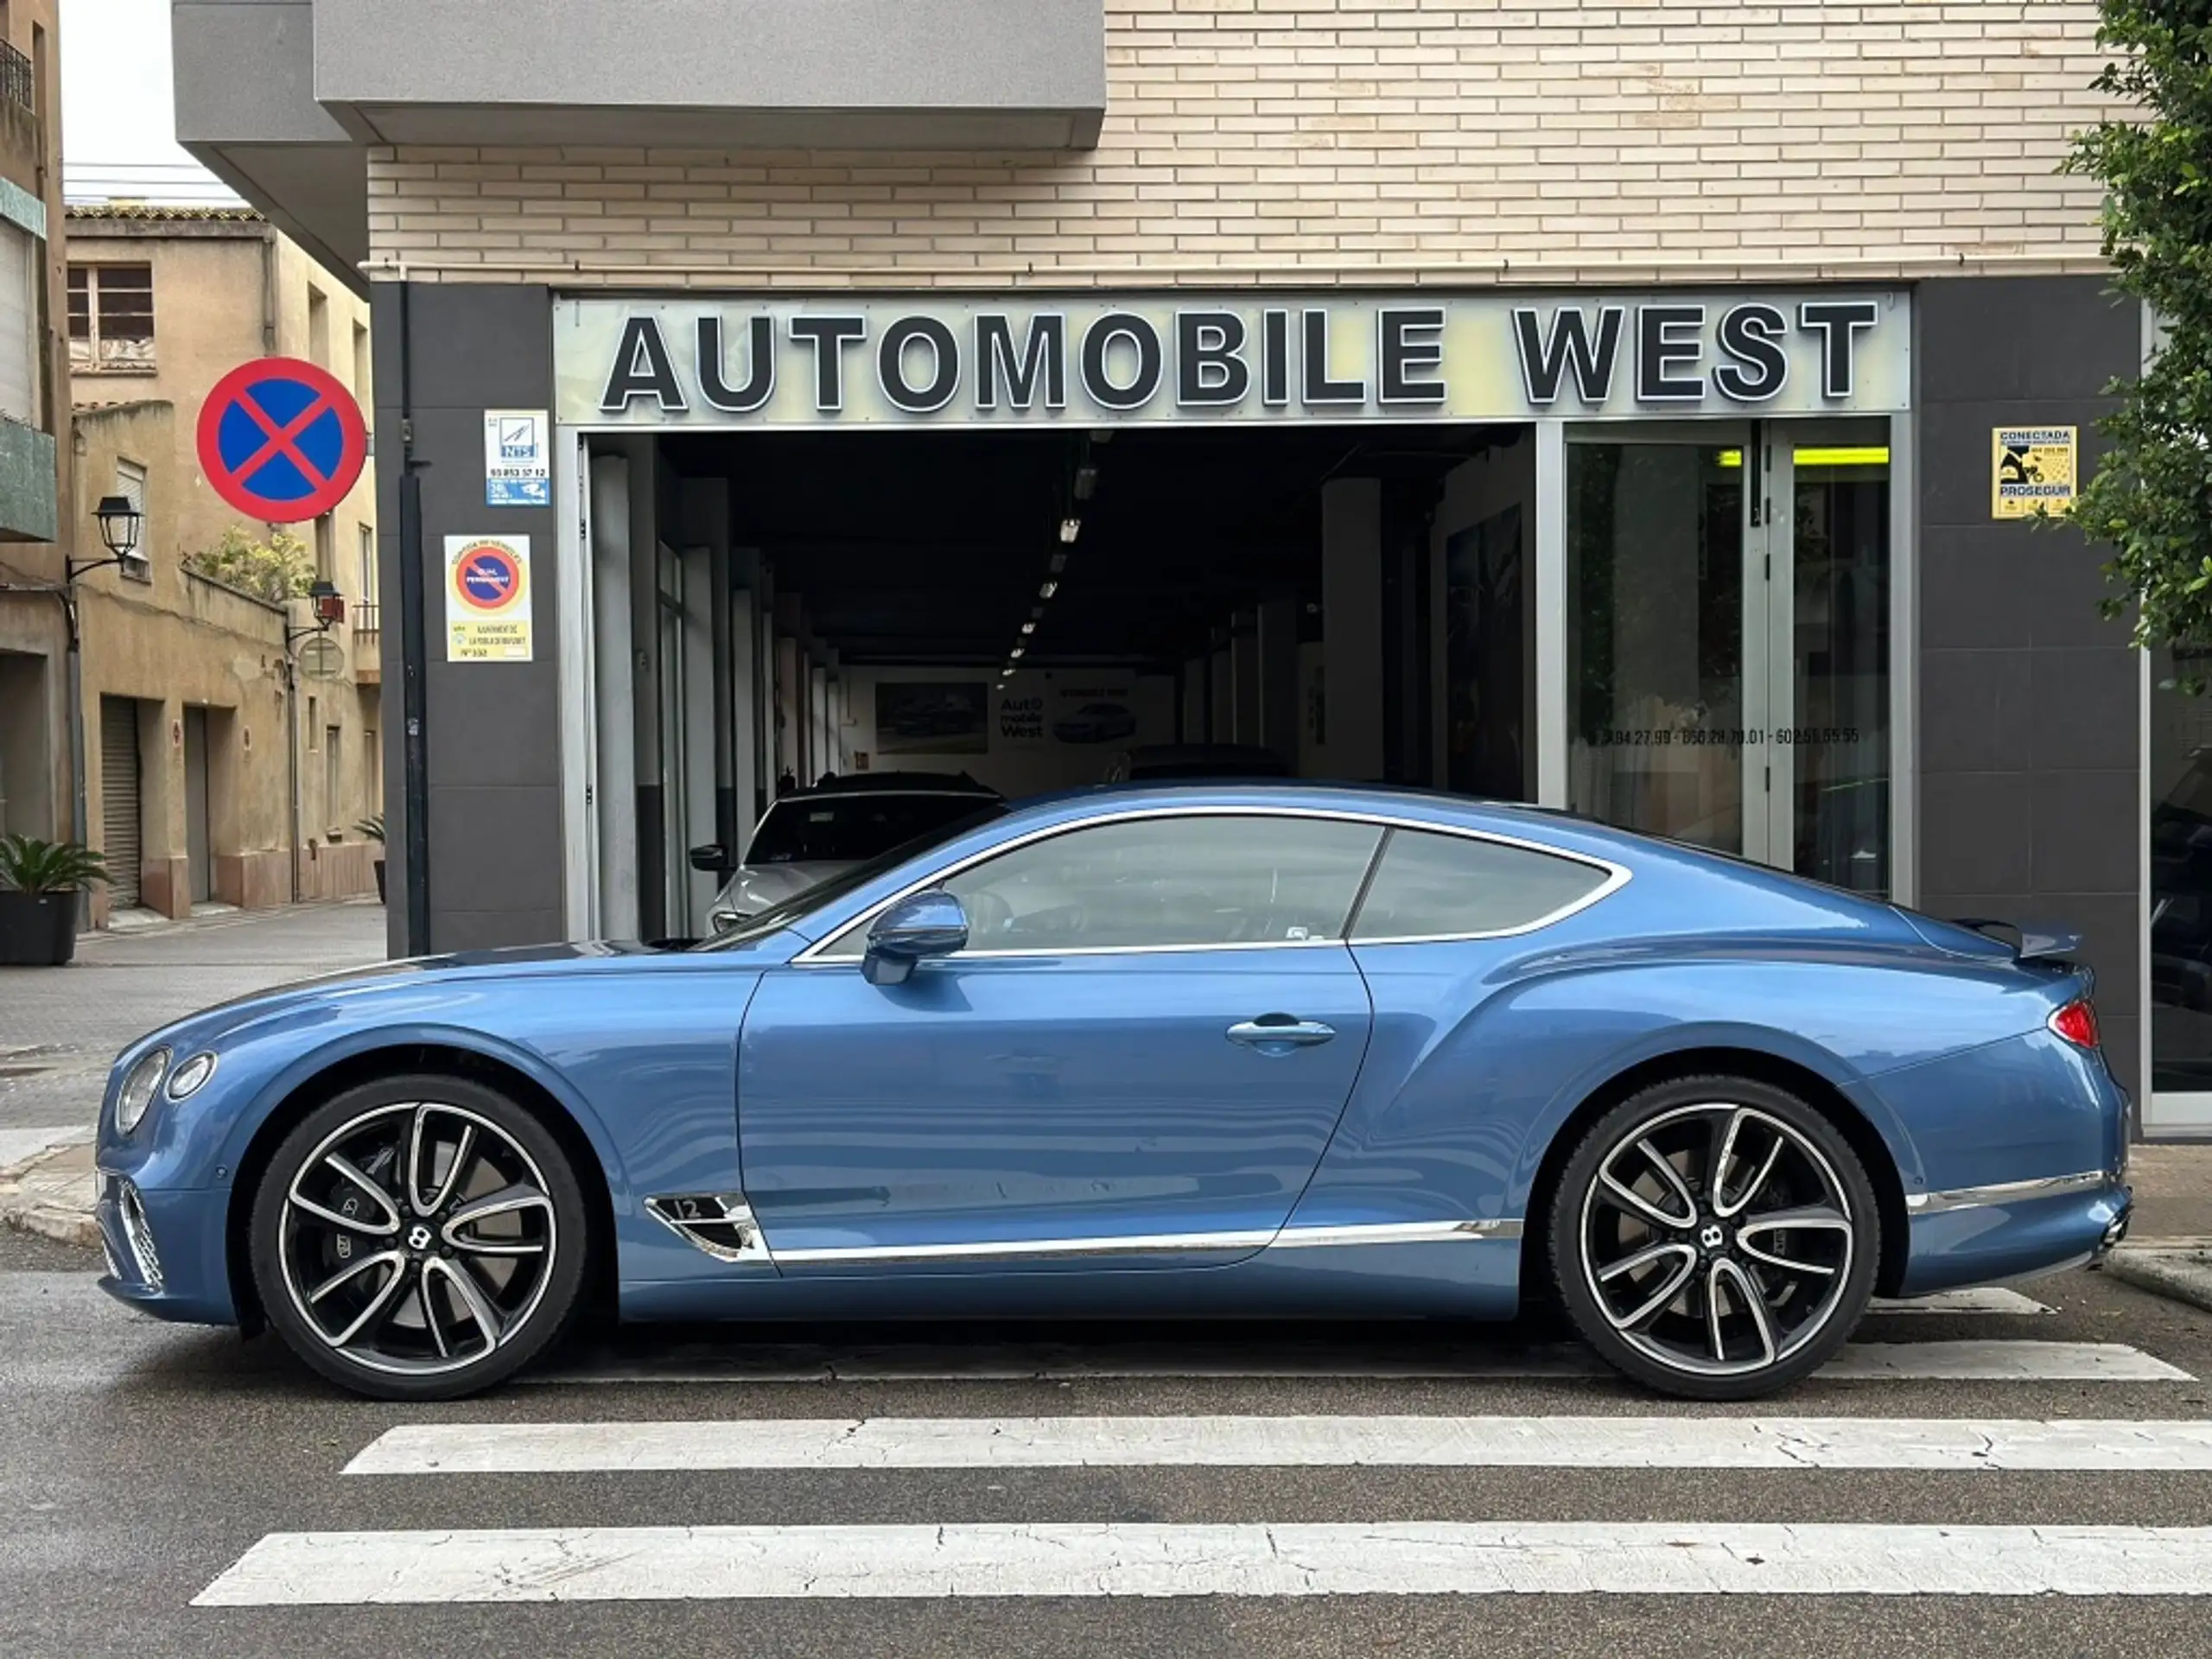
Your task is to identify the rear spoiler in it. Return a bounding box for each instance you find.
[1950,918,2085,963]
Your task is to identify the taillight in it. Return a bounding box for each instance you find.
[2049,998,2101,1050]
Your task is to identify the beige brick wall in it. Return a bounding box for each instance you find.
[365,0,2115,289]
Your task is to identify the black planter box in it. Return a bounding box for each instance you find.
[0,891,80,967]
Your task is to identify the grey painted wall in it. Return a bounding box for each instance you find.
[1914,275,2143,1097]
[372,282,563,955]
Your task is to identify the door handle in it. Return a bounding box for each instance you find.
[1226,1016,1337,1052]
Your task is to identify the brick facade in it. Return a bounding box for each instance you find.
[365,0,2114,289]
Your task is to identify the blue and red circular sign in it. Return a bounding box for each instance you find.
[196,357,368,523]
[454,542,523,611]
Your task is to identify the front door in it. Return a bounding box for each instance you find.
[737,811,1383,1268]
[1565,422,1892,893]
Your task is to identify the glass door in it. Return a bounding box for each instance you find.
[1566,423,1891,889]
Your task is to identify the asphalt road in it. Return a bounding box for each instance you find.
[7,1228,2212,1659]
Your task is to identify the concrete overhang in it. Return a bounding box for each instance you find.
[176,0,1106,292]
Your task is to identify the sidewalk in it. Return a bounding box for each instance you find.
[0,899,390,1249]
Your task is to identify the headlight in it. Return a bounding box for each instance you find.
[167,1052,217,1101]
[115,1047,170,1135]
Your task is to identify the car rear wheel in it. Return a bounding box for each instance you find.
[1548,1076,1879,1401]
[248,1074,589,1401]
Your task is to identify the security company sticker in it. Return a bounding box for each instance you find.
[484,409,551,507]
[446,534,533,662]
[1993,425,2077,520]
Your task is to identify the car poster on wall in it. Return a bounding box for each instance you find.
[874,682,988,754]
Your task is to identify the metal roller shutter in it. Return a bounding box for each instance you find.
[100,696,141,910]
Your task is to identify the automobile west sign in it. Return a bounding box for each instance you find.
[553,291,1910,429]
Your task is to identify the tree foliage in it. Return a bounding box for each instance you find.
[182,524,315,607]
[2064,3,2212,683]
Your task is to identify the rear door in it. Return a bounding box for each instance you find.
[737,811,1383,1269]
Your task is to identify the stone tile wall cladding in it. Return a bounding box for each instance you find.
[365,0,2113,289]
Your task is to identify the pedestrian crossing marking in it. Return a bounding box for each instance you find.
[530,1338,2190,1387]
[192,1522,2212,1604]
[346,1414,2212,1476]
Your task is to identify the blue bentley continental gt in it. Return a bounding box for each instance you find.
[92,785,2132,1402]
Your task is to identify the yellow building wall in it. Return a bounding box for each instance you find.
[67,217,384,919]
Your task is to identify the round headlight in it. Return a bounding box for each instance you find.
[115,1047,169,1135]
[167,1052,217,1101]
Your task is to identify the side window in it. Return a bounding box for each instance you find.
[822,814,1382,957]
[1350,829,1611,941]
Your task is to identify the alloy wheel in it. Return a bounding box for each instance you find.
[1577,1101,1856,1379]
[276,1100,559,1377]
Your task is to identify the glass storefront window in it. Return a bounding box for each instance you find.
[1564,427,1891,892]
[2150,648,2212,1093]
[1791,452,1891,893]
[1566,441,1745,855]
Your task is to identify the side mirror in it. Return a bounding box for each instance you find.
[862,890,969,987]
[688,842,728,874]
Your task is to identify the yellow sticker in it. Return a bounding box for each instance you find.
[1993,426,2077,520]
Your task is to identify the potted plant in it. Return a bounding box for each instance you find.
[356,814,386,903]
[0,836,109,967]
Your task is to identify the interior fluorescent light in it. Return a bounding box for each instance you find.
[1039,581,1058,600]
[1010,645,1026,659]
[1073,465,1099,502]
[1020,620,1036,634]
[1716,446,1889,470]
[1059,517,1082,544]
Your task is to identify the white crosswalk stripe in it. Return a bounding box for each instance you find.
[346,1414,2212,1476]
[195,1522,2212,1605]
[195,1314,2212,1611]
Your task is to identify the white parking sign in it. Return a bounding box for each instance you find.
[483,409,550,507]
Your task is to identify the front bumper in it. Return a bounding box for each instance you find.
[1897,1168,2133,1297]
[93,1173,238,1325]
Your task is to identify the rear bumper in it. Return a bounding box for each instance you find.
[1897,1169,2132,1296]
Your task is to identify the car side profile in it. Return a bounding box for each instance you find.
[93,784,2130,1402]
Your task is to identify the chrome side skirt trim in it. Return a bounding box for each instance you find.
[753,1216,1522,1267]
[773,1228,1278,1266]
[1905,1169,2113,1216]
[1268,1218,1522,1248]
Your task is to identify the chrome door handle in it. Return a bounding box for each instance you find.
[1226,1017,1337,1052]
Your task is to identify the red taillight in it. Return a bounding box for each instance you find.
[2050,999,2101,1050]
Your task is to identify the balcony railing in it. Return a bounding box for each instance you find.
[353,601,379,639]
[2,42,32,115]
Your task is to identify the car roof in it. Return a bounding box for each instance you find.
[791,772,1000,798]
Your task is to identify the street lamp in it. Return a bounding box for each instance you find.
[68,495,146,582]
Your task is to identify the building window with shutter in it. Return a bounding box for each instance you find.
[67,263,156,372]
[0,218,36,425]
[114,459,152,582]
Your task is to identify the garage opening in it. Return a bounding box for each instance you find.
[576,421,1536,940]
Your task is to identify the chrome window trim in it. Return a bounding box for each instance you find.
[1904,1168,2114,1216]
[793,804,1630,966]
[763,1215,1521,1267]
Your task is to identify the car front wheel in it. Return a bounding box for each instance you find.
[248,1074,588,1401]
[1549,1076,1880,1400]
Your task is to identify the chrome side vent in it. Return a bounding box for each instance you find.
[645,1194,774,1265]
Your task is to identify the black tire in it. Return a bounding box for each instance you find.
[1548,1074,1880,1401]
[248,1073,590,1402]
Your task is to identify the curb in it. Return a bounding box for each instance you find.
[2103,1246,2212,1317]
[0,1205,100,1251]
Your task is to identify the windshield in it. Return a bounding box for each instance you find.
[747,792,999,865]
[694,801,1003,950]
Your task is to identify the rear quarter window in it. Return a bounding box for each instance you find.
[1350,829,1614,941]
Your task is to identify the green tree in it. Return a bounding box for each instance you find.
[183,524,315,607]
[2063,2,2212,686]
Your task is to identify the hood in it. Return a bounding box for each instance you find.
[711,860,855,919]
